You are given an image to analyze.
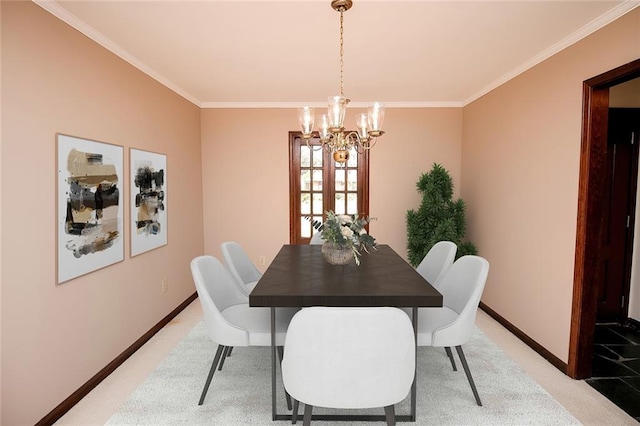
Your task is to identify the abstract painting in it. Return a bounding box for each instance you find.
[130,148,167,257]
[57,134,124,284]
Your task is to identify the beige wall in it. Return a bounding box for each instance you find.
[462,8,640,362]
[201,108,462,266]
[1,3,203,425]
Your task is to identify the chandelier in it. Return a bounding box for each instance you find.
[297,0,385,164]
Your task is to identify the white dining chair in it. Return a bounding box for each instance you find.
[309,231,324,245]
[282,307,415,425]
[405,241,458,368]
[190,255,297,406]
[416,241,457,288]
[416,255,490,406]
[220,241,262,297]
[218,241,261,369]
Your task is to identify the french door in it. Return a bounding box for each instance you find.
[289,132,369,244]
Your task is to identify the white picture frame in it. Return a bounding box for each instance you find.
[130,148,167,257]
[56,134,124,284]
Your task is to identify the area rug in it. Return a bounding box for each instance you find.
[107,321,579,425]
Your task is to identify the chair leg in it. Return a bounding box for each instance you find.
[384,405,396,426]
[291,399,299,424]
[445,347,457,371]
[198,345,226,405]
[217,346,231,371]
[277,345,293,410]
[455,345,482,406]
[303,404,313,426]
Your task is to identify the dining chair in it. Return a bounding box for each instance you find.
[416,255,490,406]
[218,241,261,369]
[282,307,415,425]
[190,255,297,406]
[406,241,458,368]
[416,241,457,288]
[309,231,324,245]
[220,241,262,297]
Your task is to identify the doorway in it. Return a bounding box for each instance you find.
[569,58,640,379]
[596,108,640,323]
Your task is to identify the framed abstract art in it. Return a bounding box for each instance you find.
[56,134,124,284]
[130,148,167,257]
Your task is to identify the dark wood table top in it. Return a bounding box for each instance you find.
[249,244,442,308]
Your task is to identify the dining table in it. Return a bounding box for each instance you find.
[249,244,443,422]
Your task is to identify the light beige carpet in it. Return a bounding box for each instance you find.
[107,321,579,425]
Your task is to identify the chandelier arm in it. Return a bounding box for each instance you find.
[354,139,368,154]
[305,137,326,152]
[346,131,360,151]
[344,131,370,154]
[362,137,377,150]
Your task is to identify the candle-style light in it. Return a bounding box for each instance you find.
[298,107,314,136]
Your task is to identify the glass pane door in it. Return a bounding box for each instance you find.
[289,132,369,244]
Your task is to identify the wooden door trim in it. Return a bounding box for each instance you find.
[288,131,302,243]
[569,58,640,379]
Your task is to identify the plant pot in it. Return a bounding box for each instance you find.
[321,242,354,265]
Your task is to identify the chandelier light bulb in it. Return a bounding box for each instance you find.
[367,102,385,133]
[328,96,348,130]
[355,113,369,141]
[298,106,315,137]
[317,114,330,140]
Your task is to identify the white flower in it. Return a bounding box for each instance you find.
[338,215,352,225]
[359,228,367,235]
[341,226,354,238]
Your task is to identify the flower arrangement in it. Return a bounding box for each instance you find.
[311,210,376,265]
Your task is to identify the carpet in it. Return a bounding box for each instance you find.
[107,321,579,425]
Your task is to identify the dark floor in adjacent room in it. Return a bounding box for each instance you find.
[587,323,640,422]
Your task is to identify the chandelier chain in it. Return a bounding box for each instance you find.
[339,11,344,97]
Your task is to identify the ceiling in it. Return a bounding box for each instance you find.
[36,0,639,108]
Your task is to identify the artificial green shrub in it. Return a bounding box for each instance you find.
[406,163,477,267]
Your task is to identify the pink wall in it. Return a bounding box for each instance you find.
[200,108,462,267]
[370,108,463,253]
[1,3,203,424]
[462,8,640,361]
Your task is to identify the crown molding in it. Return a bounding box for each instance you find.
[33,0,202,106]
[463,1,640,106]
[200,101,463,109]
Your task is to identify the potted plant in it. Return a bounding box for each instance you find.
[406,163,477,267]
[310,211,376,265]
